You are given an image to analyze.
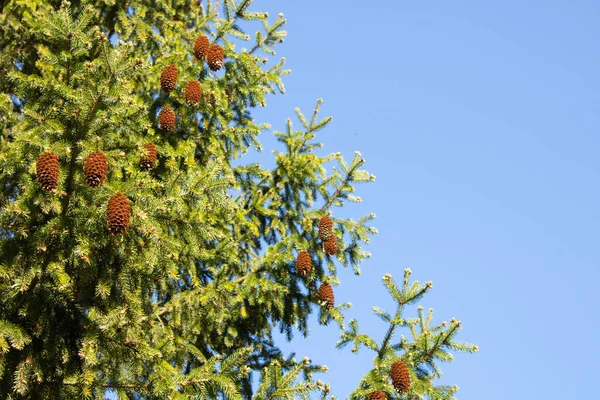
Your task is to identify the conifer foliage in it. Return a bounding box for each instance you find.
[337,270,478,399]
[0,1,476,398]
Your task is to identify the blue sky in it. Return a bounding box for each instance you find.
[249,1,600,399]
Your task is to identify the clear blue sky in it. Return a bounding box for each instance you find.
[250,1,600,399]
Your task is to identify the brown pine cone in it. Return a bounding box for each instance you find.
[369,390,387,400]
[296,250,312,278]
[36,152,59,191]
[184,80,202,106]
[390,360,411,393]
[318,215,333,241]
[194,35,210,60]
[207,44,224,71]
[160,64,178,92]
[323,236,338,256]
[140,143,157,170]
[83,152,108,187]
[317,282,334,310]
[159,107,176,132]
[106,193,131,235]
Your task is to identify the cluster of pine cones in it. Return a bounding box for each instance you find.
[158,35,225,132]
[295,215,340,310]
[318,215,338,256]
[298,216,412,398]
[367,360,411,399]
[35,143,156,235]
[35,36,225,235]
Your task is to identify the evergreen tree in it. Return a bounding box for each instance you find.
[0,1,477,399]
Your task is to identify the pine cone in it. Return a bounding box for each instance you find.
[323,236,338,256]
[318,215,333,240]
[207,44,224,71]
[390,360,411,393]
[317,282,334,310]
[296,250,312,278]
[36,152,59,191]
[160,64,178,92]
[184,80,202,106]
[83,152,108,187]
[140,143,157,170]
[194,35,210,60]
[369,390,387,400]
[106,193,131,235]
[159,107,176,132]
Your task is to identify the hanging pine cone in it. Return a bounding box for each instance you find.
[317,282,334,310]
[323,236,338,256]
[106,193,131,235]
[140,143,157,170]
[318,215,333,241]
[160,64,178,92]
[83,152,108,187]
[207,44,224,71]
[369,390,387,400]
[296,250,312,278]
[36,152,59,191]
[184,80,202,106]
[159,107,176,132]
[194,35,210,60]
[390,360,411,394]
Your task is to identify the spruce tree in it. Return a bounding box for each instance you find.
[0,1,477,399]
